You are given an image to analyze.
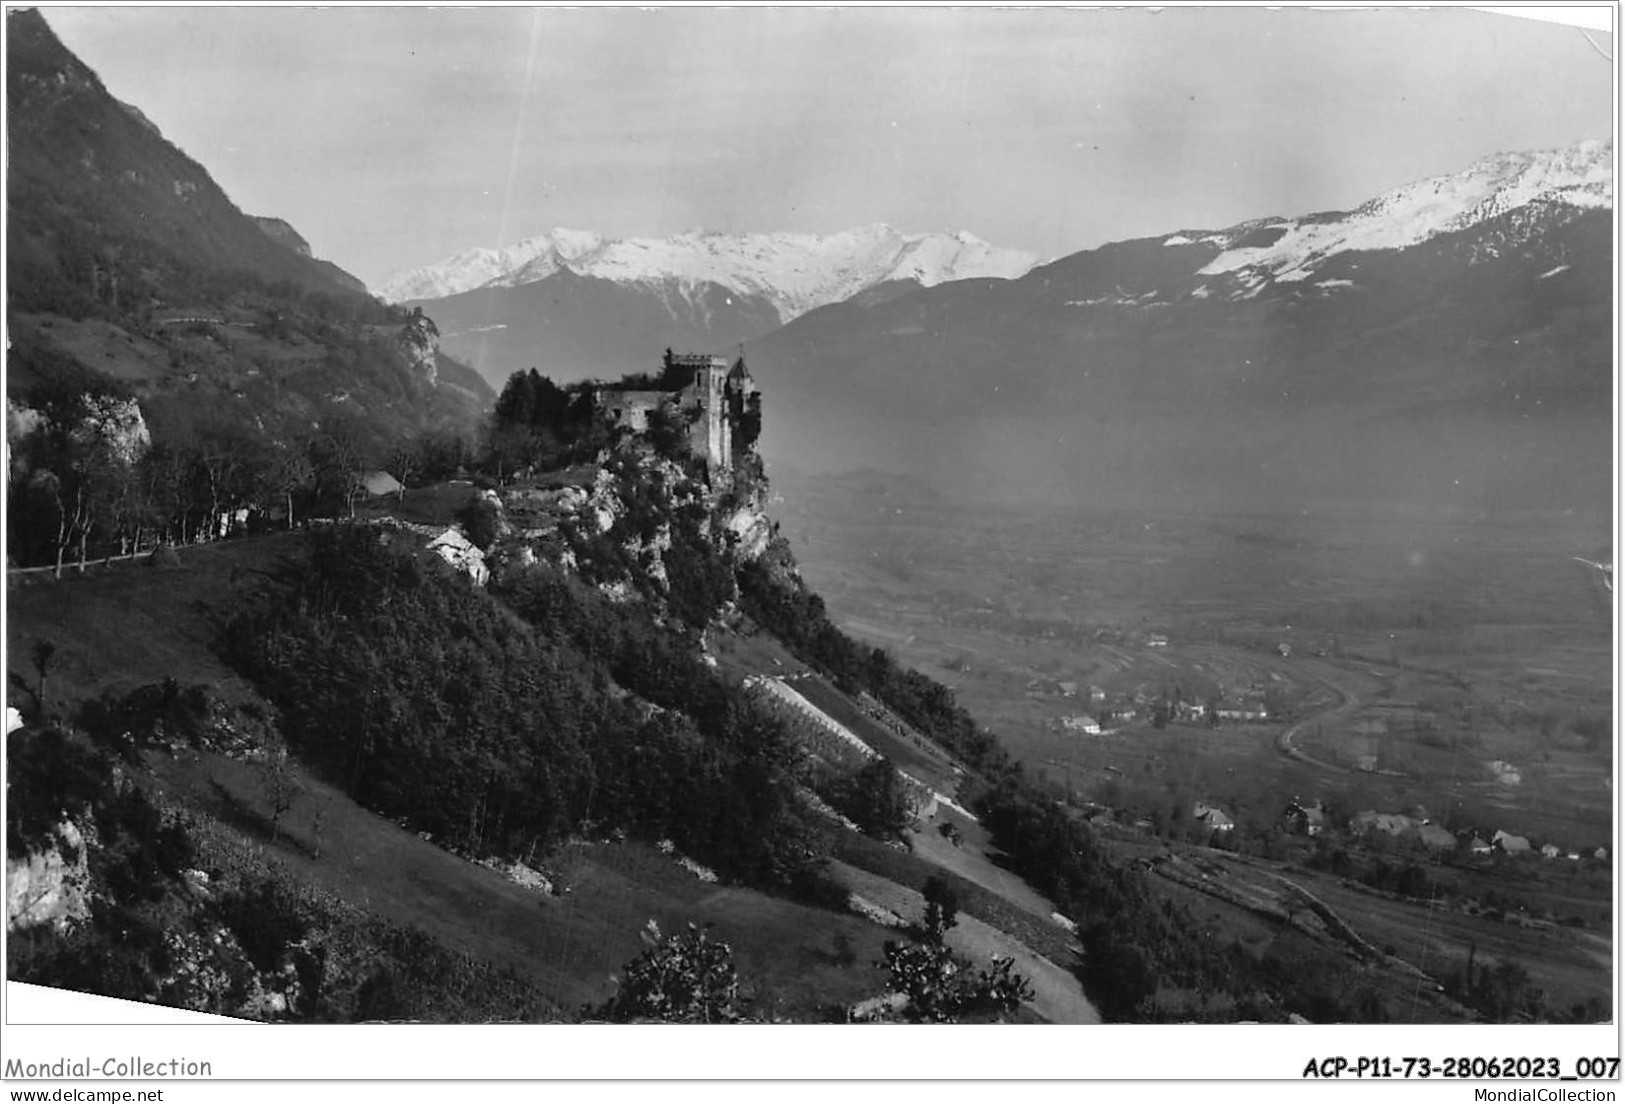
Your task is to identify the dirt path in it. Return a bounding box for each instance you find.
[831,860,1101,1024]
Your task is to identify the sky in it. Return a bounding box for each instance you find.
[39,4,1617,292]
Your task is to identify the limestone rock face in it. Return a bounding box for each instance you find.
[399,311,440,386]
[10,395,150,473]
[80,396,150,466]
[588,467,623,534]
[251,215,313,257]
[719,488,774,563]
[7,820,91,934]
[428,526,489,586]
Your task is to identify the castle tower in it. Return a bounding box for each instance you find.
[724,356,760,459]
[670,353,733,469]
[641,350,760,472]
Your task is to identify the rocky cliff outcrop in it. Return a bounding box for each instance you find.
[399,309,441,387]
[716,476,775,564]
[7,819,92,933]
[251,215,313,257]
[488,437,778,632]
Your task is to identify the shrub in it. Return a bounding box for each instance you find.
[877,938,1033,1023]
[824,757,912,841]
[587,921,741,1023]
[455,497,502,551]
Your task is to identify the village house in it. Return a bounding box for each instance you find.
[1492,829,1531,855]
[1282,799,1325,836]
[1175,701,1206,724]
[360,470,403,498]
[1061,714,1102,735]
[1216,700,1269,723]
[1193,803,1234,832]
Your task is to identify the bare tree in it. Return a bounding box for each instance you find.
[387,444,419,505]
[260,747,303,845]
[268,444,315,529]
[311,428,368,518]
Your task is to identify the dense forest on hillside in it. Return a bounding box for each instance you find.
[5,12,495,575]
[226,524,836,896]
[6,275,493,573]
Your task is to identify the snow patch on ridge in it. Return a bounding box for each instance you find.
[1197,140,1612,284]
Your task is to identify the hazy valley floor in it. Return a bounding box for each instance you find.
[777,476,1613,1020]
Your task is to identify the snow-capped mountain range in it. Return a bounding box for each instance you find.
[1187,139,1612,288]
[384,139,1611,397]
[743,139,1613,511]
[377,224,1039,321]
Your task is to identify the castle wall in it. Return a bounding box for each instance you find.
[596,389,669,432]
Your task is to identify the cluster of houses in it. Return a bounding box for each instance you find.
[1288,799,1605,861]
[1177,797,1607,864]
[1044,683,1274,736]
[1170,696,1270,725]
[1027,678,1100,702]
[1459,831,1606,864]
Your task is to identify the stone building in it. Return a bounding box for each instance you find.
[596,390,670,433]
[597,350,760,472]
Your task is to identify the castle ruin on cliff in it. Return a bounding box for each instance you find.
[595,350,761,473]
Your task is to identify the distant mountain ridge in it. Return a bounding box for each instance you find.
[379,224,1039,320]
[744,139,1614,514]
[383,225,1036,387]
[6,8,371,306]
[6,8,492,472]
[1182,140,1611,292]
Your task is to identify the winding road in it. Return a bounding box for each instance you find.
[1273,659,1390,776]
